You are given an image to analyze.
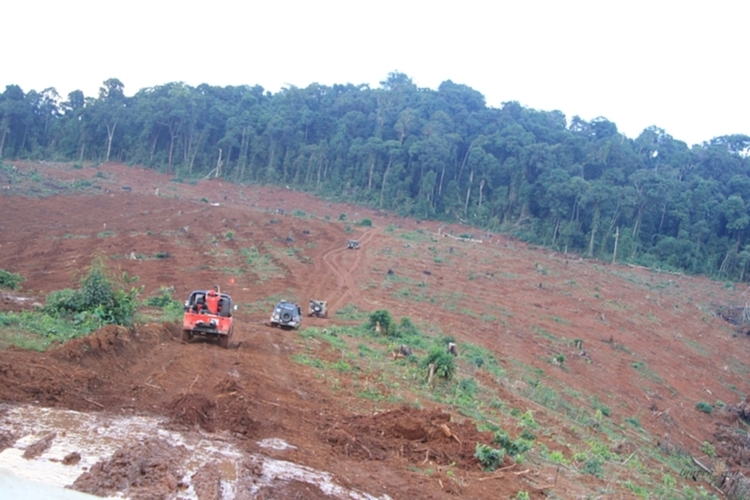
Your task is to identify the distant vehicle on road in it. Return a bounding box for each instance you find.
[269,300,302,330]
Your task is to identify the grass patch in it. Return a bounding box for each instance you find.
[291,354,325,369]
[244,293,293,314]
[241,246,284,281]
[0,310,100,350]
[630,360,664,383]
[334,303,368,321]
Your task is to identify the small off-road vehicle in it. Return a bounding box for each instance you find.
[309,299,328,318]
[182,288,234,348]
[347,239,360,249]
[269,300,302,329]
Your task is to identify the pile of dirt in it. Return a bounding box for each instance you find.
[0,429,15,452]
[215,376,240,394]
[252,479,331,500]
[215,397,262,438]
[53,323,173,367]
[322,406,493,469]
[63,451,82,465]
[0,323,175,410]
[0,348,96,408]
[166,392,216,431]
[715,423,750,468]
[22,431,56,459]
[191,463,222,500]
[165,383,261,438]
[70,437,189,500]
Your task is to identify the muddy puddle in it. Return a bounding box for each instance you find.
[0,405,390,499]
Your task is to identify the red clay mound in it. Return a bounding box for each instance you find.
[70,437,189,500]
[53,323,173,367]
[166,392,216,431]
[323,405,494,469]
[22,431,56,459]
[253,479,331,499]
[0,429,16,453]
[0,323,175,410]
[191,462,222,500]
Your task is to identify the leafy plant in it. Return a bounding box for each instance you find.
[144,287,178,307]
[701,441,716,457]
[0,269,24,290]
[366,309,396,336]
[577,455,604,478]
[475,443,505,471]
[0,310,100,349]
[44,258,140,326]
[493,429,534,458]
[695,401,714,414]
[421,347,456,380]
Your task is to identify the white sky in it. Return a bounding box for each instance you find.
[3,0,747,146]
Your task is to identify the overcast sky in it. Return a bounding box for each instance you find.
[3,0,747,146]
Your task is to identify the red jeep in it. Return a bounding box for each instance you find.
[182,289,234,348]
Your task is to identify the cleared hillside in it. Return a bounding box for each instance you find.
[0,161,748,499]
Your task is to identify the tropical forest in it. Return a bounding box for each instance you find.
[2,73,749,280]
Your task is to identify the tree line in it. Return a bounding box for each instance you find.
[1,73,750,280]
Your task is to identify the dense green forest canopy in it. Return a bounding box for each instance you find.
[1,74,750,280]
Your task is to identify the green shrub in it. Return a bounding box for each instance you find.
[695,401,714,414]
[421,348,456,380]
[397,316,420,338]
[44,259,140,327]
[701,441,716,457]
[358,217,372,226]
[475,443,505,471]
[144,287,177,307]
[582,456,604,477]
[0,269,25,290]
[519,410,539,429]
[367,309,396,336]
[493,430,534,458]
[45,288,86,314]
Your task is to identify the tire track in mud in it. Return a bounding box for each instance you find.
[321,228,379,312]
